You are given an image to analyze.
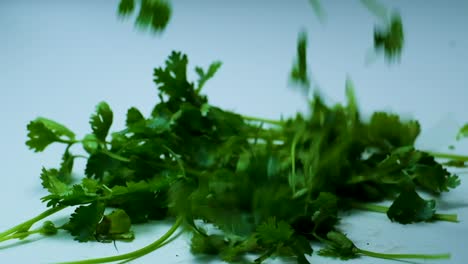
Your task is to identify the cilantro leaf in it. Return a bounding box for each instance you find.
[319,231,358,260]
[26,121,58,152]
[58,148,74,183]
[456,123,468,140]
[85,152,120,180]
[195,61,222,92]
[118,0,134,17]
[256,217,294,246]
[374,13,404,60]
[136,0,171,33]
[26,118,75,152]
[40,167,69,196]
[63,202,106,242]
[126,107,145,127]
[35,117,75,140]
[290,30,310,92]
[387,187,436,224]
[191,233,228,255]
[308,192,339,235]
[117,0,171,33]
[410,154,460,193]
[154,51,191,100]
[96,209,134,241]
[42,181,100,207]
[290,235,313,264]
[90,101,113,142]
[367,112,420,150]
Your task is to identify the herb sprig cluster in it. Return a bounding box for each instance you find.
[0,50,465,264]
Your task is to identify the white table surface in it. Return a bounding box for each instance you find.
[1,0,467,263]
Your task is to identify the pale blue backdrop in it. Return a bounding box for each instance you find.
[1,0,467,263]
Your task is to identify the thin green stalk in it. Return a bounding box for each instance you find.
[101,149,131,163]
[0,205,65,239]
[57,139,80,145]
[290,134,299,193]
[242,115,284,126]
[73,155,89,159]
[351,202,387,214]
[0,230,41,243]
[357,248,450,260]
[350,202,458,223]
[428,152,468,162]
[433,213,459,222]
[57,217,183,264]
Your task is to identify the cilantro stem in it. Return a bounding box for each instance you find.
[357,248,450,260]
[0,205,65,240]
[73,154,89,159]
[57,139,79,145]
[57,217,183,264]
[427,151,468,162]
[351,202,387,214]
[100,149,131,163]
[0,229,43,243]
[350,202,458,222]
[432,213,459,222]
[290,134,298,193]
[242,115,284,126]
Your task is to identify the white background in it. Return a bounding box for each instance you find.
[1,0,467,263]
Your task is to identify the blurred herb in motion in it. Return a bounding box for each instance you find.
[290,30,311,93]
[457,124,468,140]
[118,0,171,33]
[374,13,404,60]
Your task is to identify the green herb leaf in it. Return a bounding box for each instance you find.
[26,118,74,152]
[387,187,436,224]
[290,30,310,92]
[195,61,222,92]
[118,0,135,17]
[367,112,420,150]
[90,102,113,142]
[35,117,75,140]
[40,167,69,196]
[136,0,171,33]
[96,209,134,241]
[126,107,145,127]
[85,152,120,180]
[63,202,106,242]
[319,231,358,260]
[256,217,294,246]
[154,51,192,100]
[456,124,468,140]
[374,13,404,60]
[58,148,74,183]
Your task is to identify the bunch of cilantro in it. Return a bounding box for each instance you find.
[0,50,462,263]
[1,0,467,264]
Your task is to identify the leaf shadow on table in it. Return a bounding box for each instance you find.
[435,199,468,211]
[0,236,44,250]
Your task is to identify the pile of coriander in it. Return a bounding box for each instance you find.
[1,1,467,264]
